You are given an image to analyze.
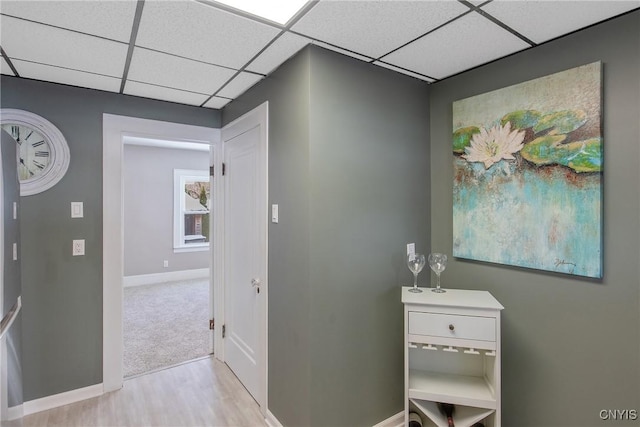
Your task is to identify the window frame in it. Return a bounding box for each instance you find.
[173,168,210,253]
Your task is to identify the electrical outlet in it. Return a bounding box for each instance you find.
[73,239,85,256]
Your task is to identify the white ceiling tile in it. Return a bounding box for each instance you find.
[246,32,311,74]
[373,61,435,82]
[1,16,128,77]
[383,12,530,79]
[124,81,210,107]
[128,48,236,95]
[136,0,280,69]
[311,41,372,62]
[216,72,263,98]
[482,0,640,44]
[291,0,469,58]
[1,58,15,76]
[203,97,232,109]
[0,0,137,42]
[10,59,122,92]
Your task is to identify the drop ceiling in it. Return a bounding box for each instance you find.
[1,0,638,110]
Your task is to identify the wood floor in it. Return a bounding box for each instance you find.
[6,356,267,427]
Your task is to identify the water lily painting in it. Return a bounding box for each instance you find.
[452,62,602,278]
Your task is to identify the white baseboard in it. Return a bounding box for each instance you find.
[7,404,23,421]
[372,411,404,427]
[23,383,103,416]
[265,409,283,427]
[123,268,210,287]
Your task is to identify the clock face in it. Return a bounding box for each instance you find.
[0,109,70,196]
[2,123,52,182]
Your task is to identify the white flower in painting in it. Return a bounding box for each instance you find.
[462,122,525,169]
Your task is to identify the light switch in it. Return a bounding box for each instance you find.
[13,243,18,261]
[71,202,83,218]
[73,239,85,256]
[272,204,279,223]
[13,202,17,220]
[407,243,416,260]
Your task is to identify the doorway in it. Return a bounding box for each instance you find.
[102,114,219,391]
[102,107,269,416]
[121,140,212,378]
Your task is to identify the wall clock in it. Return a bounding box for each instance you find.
[0,109,70,196]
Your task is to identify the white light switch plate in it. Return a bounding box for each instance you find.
[407,243,415,260]
[73,239,85,256]
[71,202,83,218]
[272,204,279,223]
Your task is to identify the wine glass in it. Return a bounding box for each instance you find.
[428,253,447,293]
[407,253,426,293]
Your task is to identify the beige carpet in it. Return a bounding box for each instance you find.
[123,279,210,377]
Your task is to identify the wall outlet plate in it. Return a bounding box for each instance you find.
[73,239,85,256]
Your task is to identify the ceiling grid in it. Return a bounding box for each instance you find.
[0,0,637,109]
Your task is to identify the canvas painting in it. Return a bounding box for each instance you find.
[452,62,603,278]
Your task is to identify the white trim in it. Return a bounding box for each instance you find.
[372,411,404,427]
[123,135,210,151]
[265,410,283,427]
[22,383,103,416]
[7,404,23,421]
[173,168,210,251]
[123,268,210,287]
[173,245,209,253]
[103,114,219,392]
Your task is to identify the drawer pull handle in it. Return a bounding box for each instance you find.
[448,324,455,331]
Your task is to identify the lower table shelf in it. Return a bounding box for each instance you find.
[408,369,496,409]
[410,399,494,427]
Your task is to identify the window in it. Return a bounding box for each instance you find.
[173,169,210,252]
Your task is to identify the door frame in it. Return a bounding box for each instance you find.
[218,102,269,414]
[102,114,219,391]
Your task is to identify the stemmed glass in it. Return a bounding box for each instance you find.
[428,253,447,293]
[407,253,426,293]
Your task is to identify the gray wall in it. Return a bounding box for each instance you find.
[306,47,430,426]
[224,45,430,426]
[429,11,639,427]
[123,144,209,277]
[224,48,314,426]
[0,76,220,401]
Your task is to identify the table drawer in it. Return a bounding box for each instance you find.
[408,312,496,342]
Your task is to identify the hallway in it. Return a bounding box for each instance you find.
[5,357,266,427]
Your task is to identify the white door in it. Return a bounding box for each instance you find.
[221,103,268,410]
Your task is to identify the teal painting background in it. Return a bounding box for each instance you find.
[452,62,602,278]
